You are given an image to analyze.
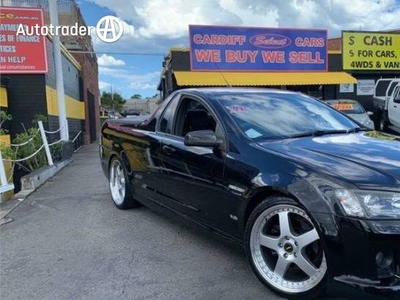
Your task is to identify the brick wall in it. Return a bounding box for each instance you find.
[72,52,100,144]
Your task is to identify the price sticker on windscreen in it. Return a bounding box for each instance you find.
[333,104,354,111]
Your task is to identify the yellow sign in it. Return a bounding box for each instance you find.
[342,31,400,70]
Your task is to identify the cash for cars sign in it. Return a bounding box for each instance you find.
[0,7,48,74]
[342,31,400,70]
[189,25,328,71]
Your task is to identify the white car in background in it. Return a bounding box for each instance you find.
[325,99,375,130]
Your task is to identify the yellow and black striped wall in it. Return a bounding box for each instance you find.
[1,37,85,142]
[45,38,85,140]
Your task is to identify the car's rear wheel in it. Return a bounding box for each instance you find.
[109,156,140,209]
[245,197,327,299]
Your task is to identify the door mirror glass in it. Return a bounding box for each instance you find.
[184,130,223,148]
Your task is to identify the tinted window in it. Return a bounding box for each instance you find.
[216,92,359,140]
[175,98,217,137]
[159,95,180,133]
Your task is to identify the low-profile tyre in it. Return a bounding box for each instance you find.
[245,197,328,299]
[109,156,141,209]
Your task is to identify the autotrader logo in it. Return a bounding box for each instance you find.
[16,15,128,43]
[96,16,124,43]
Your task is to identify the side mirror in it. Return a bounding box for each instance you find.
[367,111,374,116]
[184,130,223,148]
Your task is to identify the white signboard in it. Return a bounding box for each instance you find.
[339,83,354,93]
[357,79,375,96]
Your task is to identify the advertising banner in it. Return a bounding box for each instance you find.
[0,7,48,74]
[342,31,400,70]
[189,25,328,71]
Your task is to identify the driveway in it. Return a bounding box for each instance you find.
[0,144,384,300]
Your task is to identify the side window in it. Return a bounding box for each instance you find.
[159,95,180,134]
[175,98,217,137]
[394,87,400,102]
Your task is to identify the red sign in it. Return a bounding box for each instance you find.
[0,7,48,74]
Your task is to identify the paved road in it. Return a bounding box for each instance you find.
[0,144,386,300]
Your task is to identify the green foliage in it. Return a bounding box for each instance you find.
[131,94,142,99]
[32,114,47,125]
[0,142,15,160]
[101,91,126,112]
[12,114,62,173]
[13,127,46,172]
[0,110,12,134]
[0,113,62,173]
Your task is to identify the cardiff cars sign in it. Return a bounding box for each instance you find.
[189,25,328,71]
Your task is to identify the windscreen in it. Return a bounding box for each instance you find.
[216,92,359,140]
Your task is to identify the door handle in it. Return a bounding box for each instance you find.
[162,145,176,155]
[394,105,398,108]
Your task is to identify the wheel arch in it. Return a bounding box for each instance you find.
[242,186,330,237]
[107,149,130,179]
[243,187,294,230]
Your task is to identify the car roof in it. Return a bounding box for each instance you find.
[178,87,302,98]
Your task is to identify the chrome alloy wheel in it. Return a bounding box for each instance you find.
[250,205,327,294]
[109,159,126,206]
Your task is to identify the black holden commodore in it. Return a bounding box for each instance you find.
[99,88,400,299]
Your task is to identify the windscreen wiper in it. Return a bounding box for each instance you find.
[288,128,363,138]
[346,127,370,133]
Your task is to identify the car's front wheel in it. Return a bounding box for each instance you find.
[245,197,327,299]
[109,156,140,209]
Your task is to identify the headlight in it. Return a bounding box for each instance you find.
[335,189,400,218]
[363,119,374,129]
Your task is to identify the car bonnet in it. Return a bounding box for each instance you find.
[257,132,400,190]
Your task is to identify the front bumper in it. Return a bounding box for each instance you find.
[320,215,400,297]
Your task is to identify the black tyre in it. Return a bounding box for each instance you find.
[108,156,141,209]
[379,113,389,132]
[245,197,327,299]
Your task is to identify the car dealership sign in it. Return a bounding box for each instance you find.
[0,7,48,74]
[342,31,400,70]
[189,25,328,71]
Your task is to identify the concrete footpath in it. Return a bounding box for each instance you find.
[0,143,281,300]
[0,144,366,300]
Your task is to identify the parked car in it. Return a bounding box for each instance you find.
[100,88,400,300]
[121,108,141,117]
[325,99,375,129]
[373,78,400,133]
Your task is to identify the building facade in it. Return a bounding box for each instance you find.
[2,37,84,141]
[0,0,100,144]
[158,30,399,113]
